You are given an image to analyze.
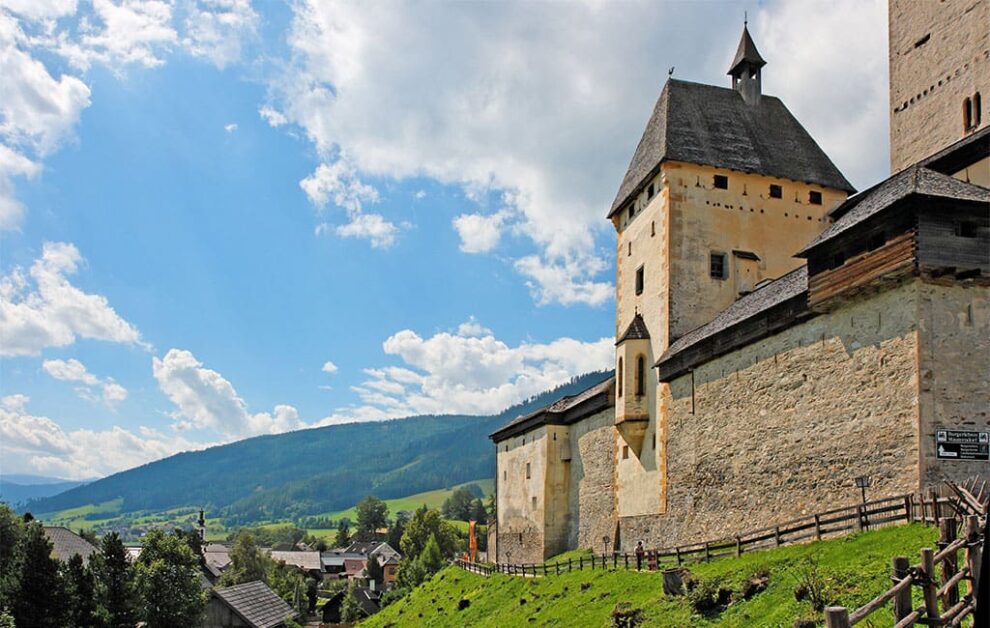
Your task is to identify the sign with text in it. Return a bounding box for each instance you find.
[935,429,989,461]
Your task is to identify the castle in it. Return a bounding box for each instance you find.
[491,2,989,564]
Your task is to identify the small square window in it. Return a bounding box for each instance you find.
[635,266,644,295]
[710,253,727,279]
[622,445,629,460]
[525,462,531,479]
[647,183,655,200]
[809,191,823,205]
[713,175,728,189]
[769,184,782,199]
[956,221,978,238]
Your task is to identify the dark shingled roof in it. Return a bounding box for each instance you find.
[616,313,651,344]
[608,79,855,218]
[43,527,98,566]
[918,126,990,176]
[212,581,295,628]
[799,166,990,256]
[728,25,766,75]
[490,376,613,442]
[657,265,808,369]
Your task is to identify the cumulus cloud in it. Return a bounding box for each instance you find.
[321,360,338,374]
[333,213,398,248]
[224,122,238,133]
[265,1,888,305]
[317,319,613,425]
[152,348,304,439]
[182,0,258,69]
[452,209,513,254]
[300,159,400,247]
[42,358,129,405]
[0,242,146,356]
[258,105,287,127]
[0,394,205,480]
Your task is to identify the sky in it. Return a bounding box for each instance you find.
[0,0,890,480]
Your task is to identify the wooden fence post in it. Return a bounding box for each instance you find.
[735,536,742,557]
[930,489,941,526]
[579,556,583,570]
[814,514,822,541]
[774,527,781,547]
[624,554,629,570]
[568,558,572,573]
[675,546,682,566]
[892,556,912,622]
[903,494,913,522]
[964,515,981,599]
[824,606,851,628]
[939,516,958,607]
[704,542,710,562]
[921,548,940,624]
[856,505,864,532]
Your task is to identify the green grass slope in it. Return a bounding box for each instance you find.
[366,524,938,627]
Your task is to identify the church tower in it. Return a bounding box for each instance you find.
[609,24,854,546]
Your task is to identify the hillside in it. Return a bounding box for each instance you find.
[29,371,611,525]
[0,477,87,507]
[366,524,938,627]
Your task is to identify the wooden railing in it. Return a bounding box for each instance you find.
[824,478,988,627]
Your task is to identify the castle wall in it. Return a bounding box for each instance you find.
[495,428,548,564]
[639,281,922,548]
[565,409,617,552]
[917,282,990,486]
[888,0,989,172]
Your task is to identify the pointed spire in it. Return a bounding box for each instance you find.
[727,24,766,77]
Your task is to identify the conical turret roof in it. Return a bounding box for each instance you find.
[727,25,766,76]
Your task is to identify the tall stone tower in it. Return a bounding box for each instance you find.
[609,25,854,544]
[888,0,989,173]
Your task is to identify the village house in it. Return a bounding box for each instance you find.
[204,580,296,628]
[42,527,98,566]
[493,4,989,564]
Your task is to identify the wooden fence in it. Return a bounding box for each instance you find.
[824,479,987,627]
[456,491,953,578]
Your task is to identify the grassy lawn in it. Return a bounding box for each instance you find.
[38,498,123,529]
[366,523,940,627]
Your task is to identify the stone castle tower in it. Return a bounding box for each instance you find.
[610,25,853,539]
[888,0,989,172]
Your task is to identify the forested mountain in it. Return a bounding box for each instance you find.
[0,477,87,507]
[29,371,612,524]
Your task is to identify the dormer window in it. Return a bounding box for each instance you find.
[809,191,823,205]
[713,175,728,189]
[769,184,782,199]
[647,183,655,200]
[628,203,635,220]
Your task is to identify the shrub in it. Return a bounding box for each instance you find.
[611,602,643,627]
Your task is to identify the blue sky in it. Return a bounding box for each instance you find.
[0,0,889,480]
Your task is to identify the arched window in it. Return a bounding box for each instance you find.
[975,92,983,127]
[635,355,646,397]
[963,97,973,131]
[617,358,624,397]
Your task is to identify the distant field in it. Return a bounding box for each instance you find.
[317,479,493,524]
[38,498,123,529]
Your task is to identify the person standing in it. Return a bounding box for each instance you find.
[635,541,645,571]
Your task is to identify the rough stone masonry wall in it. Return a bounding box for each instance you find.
[566,409,617,553]
[495,427,548,564]
[917,281,990,486]
[642,281,922,548]
[888,0,989,172]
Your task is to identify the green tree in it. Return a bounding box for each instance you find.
[387,511,409,551]
[340,590,366,623]
[134,529,207,628]
[306,576,319,613]
[400,506,459,560]
[441,486,479,521]
[65,553,99,628]
[366,553,384,588]
[419,534,444,576]
[333,520,350,549]
[469,498,488,523]
[173,527,205,567]
[355,495,389,540]
[395,558,426,590]
[0,504,24,607]
[92,532,138,628]
[221,530,267,585]
[12,522,67,628]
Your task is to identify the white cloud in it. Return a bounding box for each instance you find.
[267,1,888,305]
[42,357,129,405]
[452,209,512,254]
[321,360,338,374]
[71,0,179,70]
[300,160,399,247]
[182,0,257,69]
[224,122,238,133]
[0,395,206,480]
[0,0,76,20]
[152,348,304,439]
[258,105,287,127]
[0,242,146,356]
[334,213,398,248]
[318,320,612,425]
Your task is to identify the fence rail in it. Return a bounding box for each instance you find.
[458,478,987,581]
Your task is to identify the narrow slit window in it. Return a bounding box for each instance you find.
[647,183,655,200]
[628,203,635,220]
[964,97,974,131]
[525,462,531,479]
[975,92,983,127]
[622,445,629,460]
[635,266,644,295]
[532,496,537,510]
[635,355,646,397]
[651,221,655,237]
[769,184,782,199]
[809,191,823,205]
[628,242,632,256]
[617,358,623,398]
[713,174,728,189]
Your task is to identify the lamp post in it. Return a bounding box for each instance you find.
[855,476,871,529]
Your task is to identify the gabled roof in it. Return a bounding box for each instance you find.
[344,559,367,577]
[43,527,98,566]
[616,313,651,344]
[656,266,809,378]
[608,79,854,218]
[351,587,381,617]
[490,376,613,443]
[727,25,766,75]
[212,581,295,628]
[918,126,990,176]
[268,550,322,571]
[799,166,990,256]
